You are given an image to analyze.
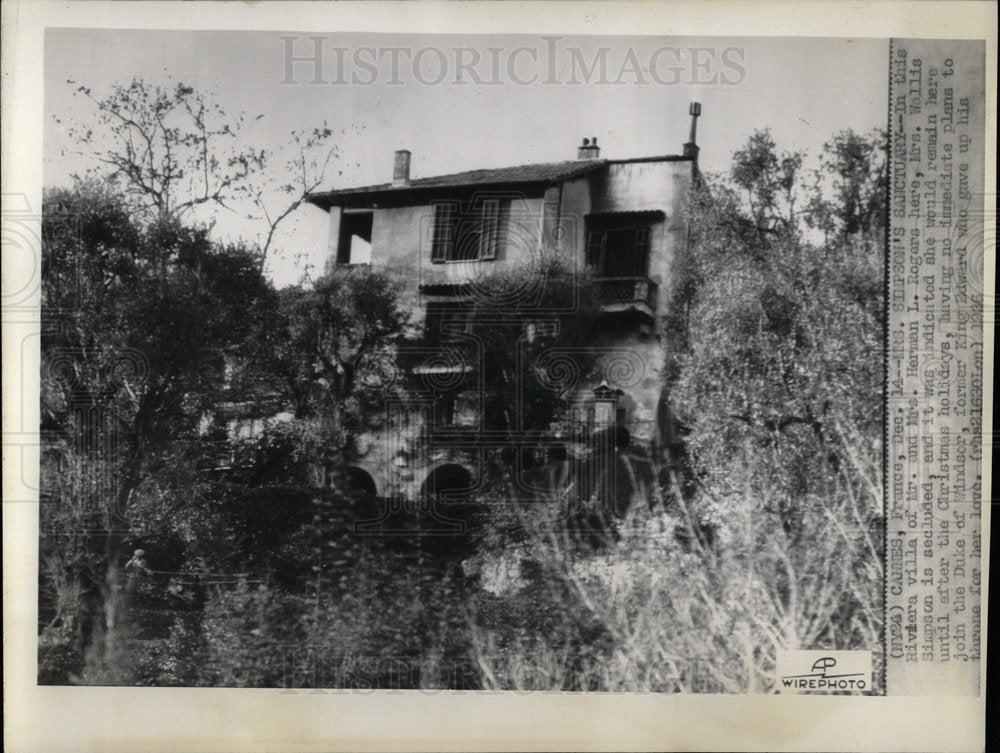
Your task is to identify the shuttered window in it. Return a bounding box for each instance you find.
[585,231,604,269]
[479,199,501,260]
[634,227,651,276]
[431,203,457,262]
[431,199,507,262]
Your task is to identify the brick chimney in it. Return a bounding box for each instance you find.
[577,137,600,160]
[393,149,411,186]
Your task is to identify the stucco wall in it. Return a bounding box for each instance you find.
[590,160,688,214]
[323,206,343,273]
[362,194,549,326]
[590,160,692,327]
[579,332,667,445]
[353,408,483,501]
[544,176,593,260]
[368,204,426,317]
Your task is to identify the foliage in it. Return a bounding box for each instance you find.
[473,256,603,438]
[39,178,275,682]
[469,128,886,693]
[416,254,602,454]
[239,267,409,430]
[671,130,885,685]
[40,74,345,685]
[39,186,416,687]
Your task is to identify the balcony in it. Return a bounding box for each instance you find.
[594,277,658,317]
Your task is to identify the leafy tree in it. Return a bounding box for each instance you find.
[40,73,350,683]
[39,180,271,683]
[729,129,804,231]
[667,128,886,686]
[235,267,410,459]
[39,185,415,685]
[806,129,889,239]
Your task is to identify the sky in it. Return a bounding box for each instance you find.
[44,30,888,287]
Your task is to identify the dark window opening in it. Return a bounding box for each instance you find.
[424,301,473,340]
[586,221,652,278]
[337,211,373,265]
[433,391,477,428]
[431,198,509,262]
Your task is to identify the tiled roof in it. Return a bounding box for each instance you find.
[307,159,607,206]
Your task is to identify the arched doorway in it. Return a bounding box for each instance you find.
[418,464,478,560]
[325,466,380,534]
[324,465,377,497]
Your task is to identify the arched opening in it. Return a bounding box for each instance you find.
[418,464,478,560]
[325,465,377,497]
[344,466,377,499]
[420,463,474,501]
[324,466,380,534]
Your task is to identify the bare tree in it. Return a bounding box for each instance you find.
[61,77,337,261]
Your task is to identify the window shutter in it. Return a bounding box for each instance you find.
[586,231,604,270]
[479,199,500,260]
[432,204,455,262]
[634,227,651,276]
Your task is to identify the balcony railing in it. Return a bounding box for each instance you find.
[594,276,658,314]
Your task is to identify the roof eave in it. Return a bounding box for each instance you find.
[306,160,610,210]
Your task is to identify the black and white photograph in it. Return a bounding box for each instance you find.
[3,2,991,751]
[35,27,892,692]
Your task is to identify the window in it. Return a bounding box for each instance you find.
[337,211,373,264]
[431,203,456,262]
[433,392,477,428]
[586,225,651,277]
[227,416,265,440]
[424,301,473,339]
[585,211,664,278]
[479,199,502,260]
[431,199,507,262]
